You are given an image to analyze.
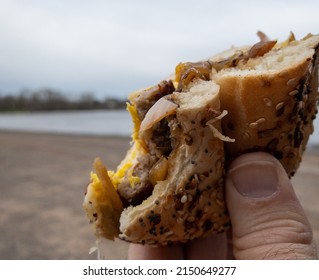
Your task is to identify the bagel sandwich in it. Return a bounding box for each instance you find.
[83,32,319,246]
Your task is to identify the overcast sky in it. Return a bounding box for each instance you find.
[0,0,318,99]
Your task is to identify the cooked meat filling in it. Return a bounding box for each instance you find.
[117,118,173,207]
[117,63,217,208]
[117,180,154,208]
[148,119,173,158]
[175,61,212,91]
[134,80,175,120]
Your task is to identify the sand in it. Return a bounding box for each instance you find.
[0,131,318,259]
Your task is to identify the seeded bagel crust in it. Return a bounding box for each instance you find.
[83,33,319,247]
[213,35,319,176]
[119,81,229,244]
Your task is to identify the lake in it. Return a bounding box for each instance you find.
[0,110,132,136]
[0,110,318,146]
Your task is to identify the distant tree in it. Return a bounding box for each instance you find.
[78,92,97,109]
[0,95,16,111]
[0,88,127,111]
[103,97,126,109]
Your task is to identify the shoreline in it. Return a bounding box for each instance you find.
[0,131,131,259]
[0,129,131,141]
[0,130,318,259]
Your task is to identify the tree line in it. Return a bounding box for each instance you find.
[0,89,126,112]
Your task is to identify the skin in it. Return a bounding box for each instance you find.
[128,152,317,260]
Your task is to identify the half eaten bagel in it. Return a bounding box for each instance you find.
[83,32,319,245]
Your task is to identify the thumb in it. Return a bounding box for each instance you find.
[225,152,317,260]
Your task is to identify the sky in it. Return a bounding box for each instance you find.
[0,0,319,100]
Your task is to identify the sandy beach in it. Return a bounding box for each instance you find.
[0,131,318,259]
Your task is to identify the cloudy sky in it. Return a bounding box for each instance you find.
[0,0,318,99]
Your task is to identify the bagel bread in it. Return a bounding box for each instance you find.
[83,33,319,246]
[212,34,319,176]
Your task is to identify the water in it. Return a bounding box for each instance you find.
[0,110,318,146]
[0,110,132,137]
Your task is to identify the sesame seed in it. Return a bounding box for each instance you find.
[194,174,199,183]
[275,102,284,111]
[249,122,258,129]
[308,64,313,74]
[217,226,225,232]
[177,218,183,224]
[276,105,285,117]
[298,101,305,110]
[181,195,187,203]
[287,78,298,87]
[243,132,250,138]
[263,98,272,107]
[164,231,173,236]
[256,118,266,124]
[288,90,298,96]
[216,160,222,170]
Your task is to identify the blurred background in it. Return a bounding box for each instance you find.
[0,0,318,259]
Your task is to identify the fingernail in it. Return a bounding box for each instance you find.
[228,159,279,198]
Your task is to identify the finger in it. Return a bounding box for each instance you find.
[127,243,184,259]
[225,152,317,259]
[185,231,229,259]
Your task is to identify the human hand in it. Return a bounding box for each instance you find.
[128,152,317,259]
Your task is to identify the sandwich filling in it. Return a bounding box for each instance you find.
[112,66,223,208]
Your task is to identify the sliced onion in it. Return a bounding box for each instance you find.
[208,125,235,142]
[210,50,245,71]
[139,97,178,132]
[257,30,270,42]
[149,157,169,185]
[206,110,229,124]
[248,40,277,58]
[206,110,235,142]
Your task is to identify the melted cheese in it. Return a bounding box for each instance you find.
[108,103,145,188]
[127,102,140,141]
